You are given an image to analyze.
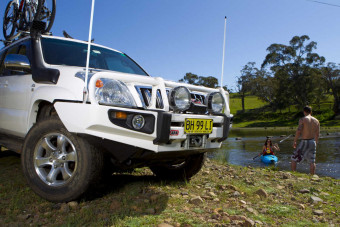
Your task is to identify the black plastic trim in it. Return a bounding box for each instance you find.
[216,114,231,142]
[30,21,60,84]
[153,111,172,145]
[108,109,155,134]
[186,102,207,114]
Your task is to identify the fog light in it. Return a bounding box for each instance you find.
[132,115,145,129]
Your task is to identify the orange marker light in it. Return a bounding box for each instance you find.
[96,79,104,88]
[115,112,127,119]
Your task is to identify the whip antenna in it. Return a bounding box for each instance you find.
[220,16,227,88]
[83,0,96,103]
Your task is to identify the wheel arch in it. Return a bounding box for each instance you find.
[27,86,79,132]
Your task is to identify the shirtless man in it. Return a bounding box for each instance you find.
[291,106,320,175]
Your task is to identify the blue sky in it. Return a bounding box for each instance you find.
[1,0,340,90]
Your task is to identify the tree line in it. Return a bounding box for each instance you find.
[178,35,340,115]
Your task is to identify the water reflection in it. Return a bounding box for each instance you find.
[211,128,340,179]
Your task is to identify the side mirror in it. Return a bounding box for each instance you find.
[4,54,31,74]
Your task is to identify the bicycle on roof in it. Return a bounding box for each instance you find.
[3,0,56,41]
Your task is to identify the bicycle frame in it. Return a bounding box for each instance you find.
[12,0,38,12]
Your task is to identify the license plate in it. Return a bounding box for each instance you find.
[184,118,213,134]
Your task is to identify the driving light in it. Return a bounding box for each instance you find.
[207,92,225,114]
[169,86,191,112]
[132,115,145,129]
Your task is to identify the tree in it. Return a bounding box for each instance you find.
[179,73,199,85]
[236,62,257,112]
[223,85,232,93]
[248,67,278,108]
[321,63,340,114]
[262,35,326,109]
[179,73,219,88]
[197,76,218,88]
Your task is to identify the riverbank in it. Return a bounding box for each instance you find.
[231,111,340,128]
[0,151,339,226]
[229,94,340,128]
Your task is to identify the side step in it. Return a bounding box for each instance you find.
[0,133,24,153]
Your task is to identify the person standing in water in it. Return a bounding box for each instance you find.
[291,106,320,175]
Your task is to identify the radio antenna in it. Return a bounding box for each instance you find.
[220,16,227,88]
[83,0,96,103]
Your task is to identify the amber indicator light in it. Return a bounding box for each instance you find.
[96,79,104,88]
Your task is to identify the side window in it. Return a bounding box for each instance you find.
[6,45,19,55]
[18,45,27,56]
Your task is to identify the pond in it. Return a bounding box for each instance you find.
[211,128,340,179]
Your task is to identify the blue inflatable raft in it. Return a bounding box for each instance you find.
[261,155,278,164]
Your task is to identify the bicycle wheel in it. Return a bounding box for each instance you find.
[3,0,18,40]
[21,0,39,31]
[35,0,56,33]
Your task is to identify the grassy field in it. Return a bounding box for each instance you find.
[0,149,339,226]
[228,94,340,128]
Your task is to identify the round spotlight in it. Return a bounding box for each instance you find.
[132,115,145,129]
[169,86,191,112]
[207,92,225,114]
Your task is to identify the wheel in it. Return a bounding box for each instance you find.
[3,0,18,40]
[21,118,104,202]
[150,153,206,181]
[20,0,39,32]
[35,0,56,33]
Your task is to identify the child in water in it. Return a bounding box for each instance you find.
[262,138,280,156]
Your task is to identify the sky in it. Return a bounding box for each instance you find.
[1,0,340,90]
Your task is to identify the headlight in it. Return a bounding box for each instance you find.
[168,86,191,111]
[95,79,137,107]
[207,92,225,114]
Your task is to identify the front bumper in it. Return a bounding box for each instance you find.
[54,102,232,153]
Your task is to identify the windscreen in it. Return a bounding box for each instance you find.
[41,38,148,76]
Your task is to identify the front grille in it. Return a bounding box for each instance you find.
[135,86,164,109]
[135,86,207,111]
[191,93,206,105]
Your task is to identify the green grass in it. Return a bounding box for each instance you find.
[228,93,340,128]
[229,94,267,115]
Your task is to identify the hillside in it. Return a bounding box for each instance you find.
[228,94,340,128]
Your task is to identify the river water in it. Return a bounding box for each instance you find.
[211,128,340,179]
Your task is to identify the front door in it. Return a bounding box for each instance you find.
[0,41,34,137]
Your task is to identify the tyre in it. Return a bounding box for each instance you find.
[20,0,39,32]
[21,118,104,202]
[37,104,58,121]
[3,0,18,41]
[35,0,56,33]
[150,152,206,181]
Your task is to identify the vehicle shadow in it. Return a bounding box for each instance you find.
[0,150,185,225]
[0,149,20,158]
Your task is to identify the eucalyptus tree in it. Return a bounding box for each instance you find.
[236,62,257,112]
[262,35,326,108]
[179,73,219,88]
[321,63,340,114]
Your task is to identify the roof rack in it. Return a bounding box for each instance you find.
[1,29,52,47]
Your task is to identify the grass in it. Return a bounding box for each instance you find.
[228,93,340,128]
[229,94,267,115]
[0,149,339,226]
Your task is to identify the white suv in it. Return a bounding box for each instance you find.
[0,33,232,202]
